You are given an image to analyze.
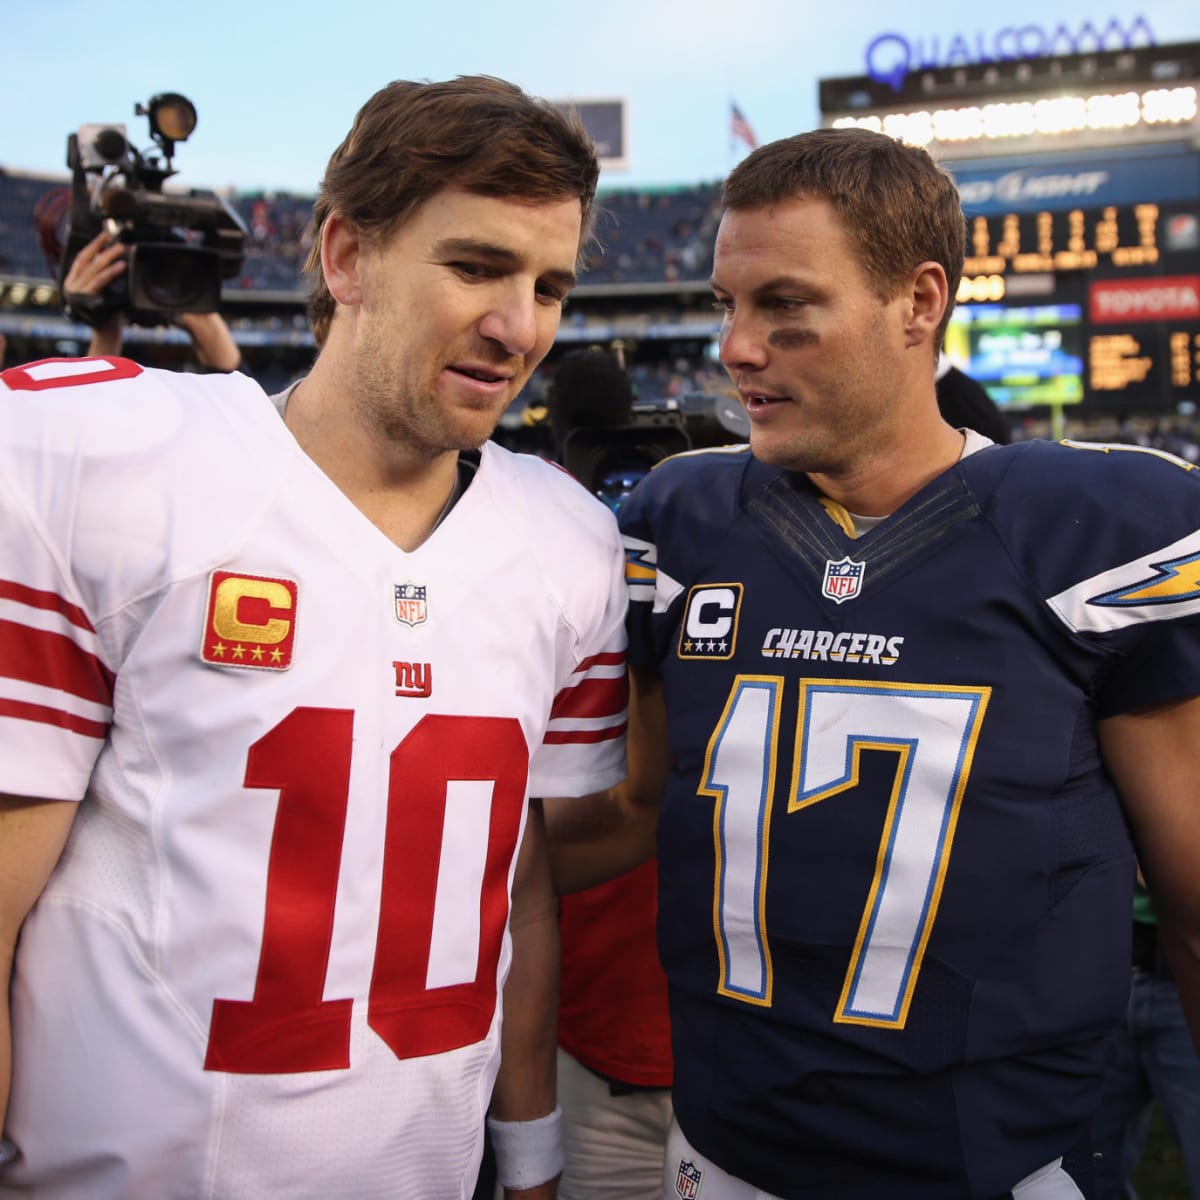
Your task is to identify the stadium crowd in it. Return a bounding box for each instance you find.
[0,168,721,293]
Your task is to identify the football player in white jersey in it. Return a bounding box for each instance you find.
[0,77,627,1199]
[550,128,1200,1200]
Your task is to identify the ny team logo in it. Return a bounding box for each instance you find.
[822,556,865,604]
[677,583,743,660]
[675,1159,703,1199]
[394,582,428,628]
[201,571,297,670]
[393,660,432,698]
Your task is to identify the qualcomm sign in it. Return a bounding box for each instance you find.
[866,16,1156,92]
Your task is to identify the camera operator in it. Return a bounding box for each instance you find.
[63,229,242,371]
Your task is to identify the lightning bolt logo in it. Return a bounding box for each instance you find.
[1091,552,1200,607]
[624,544,656,585]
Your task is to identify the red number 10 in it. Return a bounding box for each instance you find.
[204,707,529,1074]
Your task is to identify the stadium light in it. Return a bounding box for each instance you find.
[136,93,198,158]
[831,84,1197,147]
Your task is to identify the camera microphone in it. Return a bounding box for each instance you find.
[92,127,128,163]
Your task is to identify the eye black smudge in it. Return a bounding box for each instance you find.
[768,329,819,349]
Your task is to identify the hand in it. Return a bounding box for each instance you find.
[176,311,242,373]
[62,231,127,357]
[64,230,127,299]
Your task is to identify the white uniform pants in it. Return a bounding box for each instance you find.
[557,1047,673,1200]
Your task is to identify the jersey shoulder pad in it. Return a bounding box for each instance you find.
[622,443,752,527]
[965,438,1200,615]
[0,359,274,461]
[0,361,284,619]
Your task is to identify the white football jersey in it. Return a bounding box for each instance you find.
[0,357,628,1199]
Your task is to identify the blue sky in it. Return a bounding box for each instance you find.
[4,3,1198,196]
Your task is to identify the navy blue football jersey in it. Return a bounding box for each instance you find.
[619,438,1200,1200]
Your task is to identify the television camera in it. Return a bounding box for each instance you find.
[60,93,247,327]
[562,392,750,514]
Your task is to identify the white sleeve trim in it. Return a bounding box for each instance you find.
[1047,527,1200,633]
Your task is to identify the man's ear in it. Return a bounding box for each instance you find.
[321,214,364,307]
[904,261,949,349]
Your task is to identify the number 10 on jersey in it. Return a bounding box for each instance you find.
[205,708,528,1074]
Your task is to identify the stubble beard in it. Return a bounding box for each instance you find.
[353,333,493,460]
[749,411,848,476]
[755,329,897,477]
[750,386,891,479]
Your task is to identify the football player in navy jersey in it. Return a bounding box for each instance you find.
[549,127,1200,1200]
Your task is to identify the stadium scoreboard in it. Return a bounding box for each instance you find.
[950,198,1200,412]
[949,198,1200,410]
[961,201,1165,276]
[820,38,1200,414]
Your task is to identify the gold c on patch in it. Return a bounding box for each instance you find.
[201,571,298,670]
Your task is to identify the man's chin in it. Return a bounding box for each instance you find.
[749,430,811,473]
[449,409,507,451]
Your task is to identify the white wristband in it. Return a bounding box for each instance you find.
[487,1105,564,1190]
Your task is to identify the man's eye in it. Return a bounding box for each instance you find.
[711,297,734,314]
[451,262,492,280]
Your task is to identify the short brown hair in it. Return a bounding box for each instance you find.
[305,75,600,346]
[722,127,965,344]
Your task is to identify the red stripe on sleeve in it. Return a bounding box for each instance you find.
[550,672,629,722]
[0,697,109,740]
[0,579,96,633]
[574,651,625,673]
[0,619,115,705]
[543,720,628,746]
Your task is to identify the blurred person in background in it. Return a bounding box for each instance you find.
[1091,879,1200,1200]
[935,353,1011,445]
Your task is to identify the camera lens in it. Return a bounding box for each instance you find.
[593,452,653,514]
[130,244,220,313]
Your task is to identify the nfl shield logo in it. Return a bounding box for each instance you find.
[822,556,865,604]
[394,583,428,628]
[675,1159,703,1199]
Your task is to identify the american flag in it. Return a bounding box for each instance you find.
[730,101,758,151]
